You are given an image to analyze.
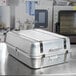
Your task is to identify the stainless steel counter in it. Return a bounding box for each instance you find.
[0,44,76,75]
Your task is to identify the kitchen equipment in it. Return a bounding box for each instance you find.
[53,6,76,43]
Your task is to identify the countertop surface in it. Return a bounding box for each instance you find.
[0,44,76,75]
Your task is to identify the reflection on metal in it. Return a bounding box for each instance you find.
[0,43,8,75]
[0,44,76,75]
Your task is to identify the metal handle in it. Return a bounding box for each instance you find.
[64,50,68,62]
[55,22,60,33]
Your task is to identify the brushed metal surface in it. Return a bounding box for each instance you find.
[0,44,76,75]
[6,29,70,69]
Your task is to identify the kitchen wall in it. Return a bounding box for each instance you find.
[15,0,53,31]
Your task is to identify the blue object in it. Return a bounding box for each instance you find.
[26,1,35,16]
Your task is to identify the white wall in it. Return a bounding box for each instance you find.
[15,0,53,31]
